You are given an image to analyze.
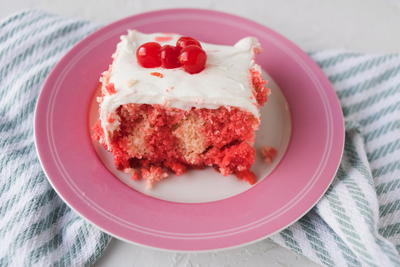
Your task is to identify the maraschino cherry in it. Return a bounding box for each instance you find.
[136,36,206,74]
[176,36,202,49]
[136,42,161,68]
[160,45,182,69]
[179,45,207,74]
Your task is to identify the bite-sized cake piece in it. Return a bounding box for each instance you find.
[93,30,269,188]
[260,146,278,164]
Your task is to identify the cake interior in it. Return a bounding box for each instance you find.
[94,104,261,187]
[93,67,268,188]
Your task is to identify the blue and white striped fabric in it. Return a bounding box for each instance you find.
[270,51,400,266]
[0,10,399,267]
[0,10,110,266]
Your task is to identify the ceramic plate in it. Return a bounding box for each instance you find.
[35,8,344,251]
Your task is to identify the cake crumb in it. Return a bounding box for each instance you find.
[142,166,168,189]
[131,170,140,180]
[260,146,277,164]
[236,170,256,184]
[124,168,141,180]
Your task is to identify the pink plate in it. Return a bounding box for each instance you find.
[34,9,344,251]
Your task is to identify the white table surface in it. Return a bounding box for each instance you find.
[2,0,400,266]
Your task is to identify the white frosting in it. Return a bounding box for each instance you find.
[99,30,263,148]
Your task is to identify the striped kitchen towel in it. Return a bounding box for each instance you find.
[270,51,400,266]
[0,10,110,266]
[1,9,399,267]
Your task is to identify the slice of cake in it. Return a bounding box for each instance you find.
[93,30,269,188]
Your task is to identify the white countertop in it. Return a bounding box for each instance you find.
[2,0,400,266]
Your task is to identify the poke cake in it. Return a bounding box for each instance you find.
[92,30,270,188]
